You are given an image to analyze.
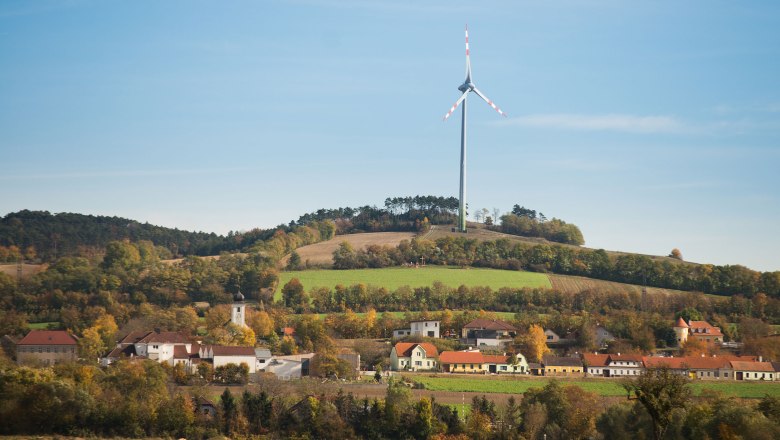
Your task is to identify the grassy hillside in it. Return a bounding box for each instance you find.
[278,266,551,296]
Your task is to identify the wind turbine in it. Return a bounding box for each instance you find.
[443,25,507,233]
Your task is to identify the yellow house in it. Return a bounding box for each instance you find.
[542,355,583,376]
[439,351,486,373]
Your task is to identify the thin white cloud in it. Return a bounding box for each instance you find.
[0,167,246,181]
[501,113,686,134]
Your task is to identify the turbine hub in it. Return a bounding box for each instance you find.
[458,82,474,92]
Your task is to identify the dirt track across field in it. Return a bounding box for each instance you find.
[283,232,416,267]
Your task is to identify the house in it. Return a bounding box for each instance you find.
[200,345,258,373]
[461,319,517,339]
[194,396,217,418]
[484,353,529,374]
[581,353,610,377]
[390,342,439,371]
[464,329,507,347]
[673,318,723,346]
[544,329,560,344]
[730,360,776,381]
[103,330,192,366]
[595,326,616,347]
[439,350,529,374]
[255,348,273,370]
[392,329,412,338]
[603,354,644,377]
[440,351,485,373]
[528,362,543,376]
[103,330,259,374]
[265,353,315,380]
[411,320,440,338]
[541,356,583,376]
[15,330,78,365]
[337,348,361,373]
[643,355,759,380]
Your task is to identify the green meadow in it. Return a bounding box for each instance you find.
[278,266,551,298]
[411,375,780,399]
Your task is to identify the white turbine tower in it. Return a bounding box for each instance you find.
[443,25,506,233]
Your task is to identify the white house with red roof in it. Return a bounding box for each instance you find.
[390,342,439,371]
[582,353,610,376]
[439,350,529,374]
[103,330,258,373]
[16,330,78,365]
[603,353,645,377]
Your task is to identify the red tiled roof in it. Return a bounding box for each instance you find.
[730,361,775,372]
[210,346,256,356]
[440,351,485,364]
[394,342,439,358]
[582,353,610,367]
[463,319,517,332]
[138,331,191,344]
[643,356,687,369]
[688,321,723,337]
[675,317,689,328]
[118,331,151,345]
[173,345,190,359]
[609,354,644,362]
[482,354,511,364]
[18,330,77,346]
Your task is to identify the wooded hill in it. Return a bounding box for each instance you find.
[0,198,584,263]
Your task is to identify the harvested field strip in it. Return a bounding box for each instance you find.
[278,267,551,300]
[411,375,780,399]
[305,311,519,321]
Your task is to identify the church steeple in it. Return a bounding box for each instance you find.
[231,289,246,327]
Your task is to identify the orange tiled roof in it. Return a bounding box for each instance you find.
[439,351,485,364]
[394,342,439,358]
[582,353,610,367]
[687,321,723,337]
[730,361,775,372]
[18,330,77,346]
[482,354,512,364]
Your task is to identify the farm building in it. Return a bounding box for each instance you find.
[15,330,78,365]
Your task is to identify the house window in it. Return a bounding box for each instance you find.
[415,361,422,366]
[153,345,159,349]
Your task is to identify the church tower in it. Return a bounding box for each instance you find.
[231,290,246,327]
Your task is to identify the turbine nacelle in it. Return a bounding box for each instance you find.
[458,82,475,93]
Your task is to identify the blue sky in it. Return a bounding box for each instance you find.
[1,1,778,271]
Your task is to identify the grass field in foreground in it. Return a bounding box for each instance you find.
[278,267,551,300]
[411,375,780,399]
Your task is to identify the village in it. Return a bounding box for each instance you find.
[7,290,778,384]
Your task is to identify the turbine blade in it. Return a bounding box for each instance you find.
[472,87,507,117]
[465,25,472,82]
[443,91,469,121]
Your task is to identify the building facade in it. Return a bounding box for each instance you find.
[16,330,78,365]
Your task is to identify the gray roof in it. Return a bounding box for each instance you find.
[543,356,582,367]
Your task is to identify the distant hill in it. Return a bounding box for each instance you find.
[0,210,238,261]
